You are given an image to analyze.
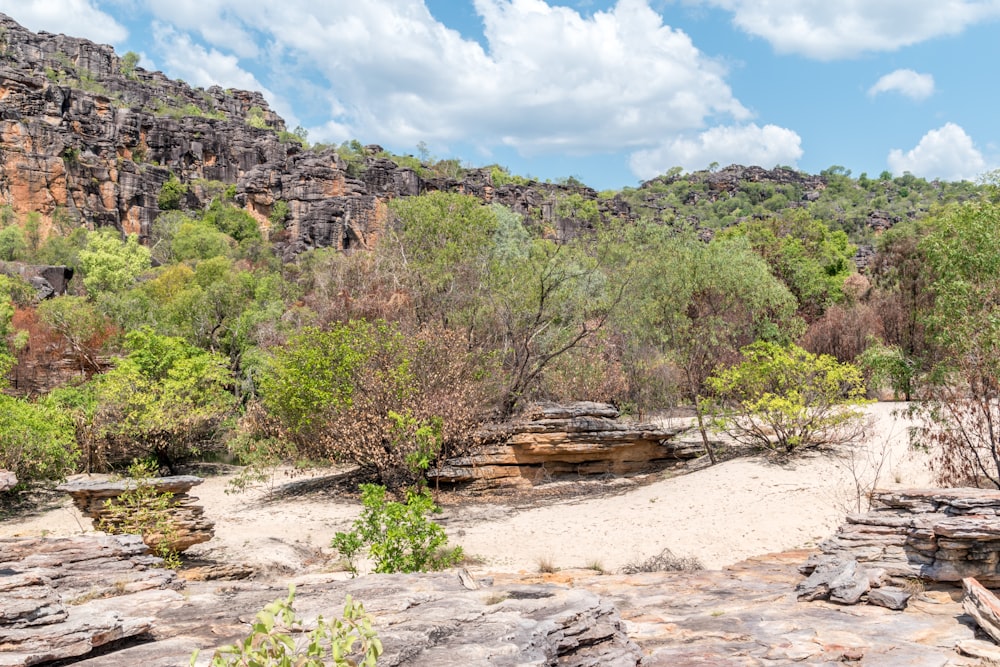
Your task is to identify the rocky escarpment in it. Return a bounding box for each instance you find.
[0,13,290,240]
[0,14,632,258]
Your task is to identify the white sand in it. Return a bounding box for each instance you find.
[0,402,933,574]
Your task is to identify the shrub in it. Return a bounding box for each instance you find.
[257,321,496,488]
[331,483,463,575]
[707,341,869,454]
[98,459,181,568]
[0,394,78,488]
[158,173,189,211]
[197,585,382,667]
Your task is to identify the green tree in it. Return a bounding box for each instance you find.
[0,225,26,261]
[614,228,801,461]
[914,200,1000,487]
[157,173,188,211]
[37,295,113,372]
[87,328,235,469]
[720,210,856,319]
[120,51,140,78]
[388,191,500,327]
[78,228,152,297]
[707,341,869,454]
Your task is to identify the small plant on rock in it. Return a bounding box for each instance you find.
[98,459,182,568]
[331,483,462,575]
[195,585,382,667]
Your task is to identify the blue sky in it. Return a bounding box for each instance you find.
[2,1,999,190]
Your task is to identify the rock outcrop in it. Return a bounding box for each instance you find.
[428,402,705,489]
[0,261,72,298]
[0,14,628,258]
[58,475,214,552]
[807,488,1000,584]
[4,533,995,666]
[0,534,179,666]
[0,469,15,490]
[0,13,289,239]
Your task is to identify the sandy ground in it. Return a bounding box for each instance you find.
[0,402,933,574]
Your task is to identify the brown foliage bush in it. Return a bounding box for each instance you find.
[258,321,500,488]
[802,301,883,362]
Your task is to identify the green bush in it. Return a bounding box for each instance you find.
[0,394,79,488]
[158,173,189,211]
[332,484,463,575]
[197,585,382,667]
[707,341,869,453]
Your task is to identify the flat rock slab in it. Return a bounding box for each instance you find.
[963,576,1000,644]
[0,536,181,666]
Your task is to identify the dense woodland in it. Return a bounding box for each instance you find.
[2,142,1000,492]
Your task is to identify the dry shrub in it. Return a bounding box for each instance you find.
[620,547,703,574]
[538,333,629,405]
[916,371,1000,489]
[260,321,500,489]
[297,249,415,326]
[802,301,883,362]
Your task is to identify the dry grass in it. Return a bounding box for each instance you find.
[536,556,558,574]
[620,547,703,574]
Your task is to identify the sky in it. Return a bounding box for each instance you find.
[1,0,999,190]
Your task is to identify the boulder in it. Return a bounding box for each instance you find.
[867,587,911,610]
[796,558,871,604]
[0,470,16,491]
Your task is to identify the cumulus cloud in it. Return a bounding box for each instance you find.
[0,0,127,44]
[700,0,1000,59]
[629,124,804,179]
[129,0,769,171]
[868,69,935,100]
[887,123,989,181]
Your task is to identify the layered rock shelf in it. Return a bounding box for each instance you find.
[57,476,214,552]
[809,488,1000,584]
[428,402,705,489]
[0,534,180,666]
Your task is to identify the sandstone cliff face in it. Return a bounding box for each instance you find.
[0,14,638,257]
[0,13,839,260]
[0,13,288,240]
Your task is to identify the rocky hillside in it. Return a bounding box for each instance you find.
[0,13,982,261]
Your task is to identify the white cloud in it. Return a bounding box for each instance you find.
[0,0,127,44]
[132,0,757,169]
[151,23,298,125]
[868,69,935,100]
[629,123,803,179]
[887,123,989,181]
[700,0,1000,59]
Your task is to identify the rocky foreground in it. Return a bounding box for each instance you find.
[1,532,997,666]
